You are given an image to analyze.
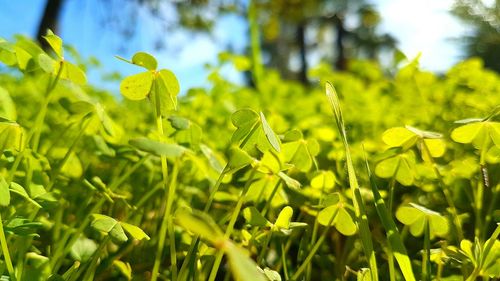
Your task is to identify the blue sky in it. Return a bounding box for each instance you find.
[0,0,468,94]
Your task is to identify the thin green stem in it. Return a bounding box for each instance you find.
[208,168,257,281]
[422,219,431,281]
[152,161,179,281]
[178,165,229,281]
[0,212,16,281]
[281,242,289,280]
[482,183,499,241]
[258,231,272,264]
[81,235,110,281]
[31,63,64,153]
[291,207,339,281]
[421,141,464,242]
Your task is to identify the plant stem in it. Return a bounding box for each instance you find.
[208,168,257,281]
[0,212,16,281]
[421,142,464,242]
[31,62,63,153]
[482,183,499,241]
[177,166,229,281]
[291,207,339,281]
[81,235,110,281]
[422,219,431,281]
[281,242,289,280]
[475,138,489,238]
[151,160,178,281]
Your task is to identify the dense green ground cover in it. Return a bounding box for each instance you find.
[0,32,499,281]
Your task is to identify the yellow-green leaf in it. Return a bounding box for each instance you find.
[382,127,418,148]
[120,71,154,101]
[42,29,63,58]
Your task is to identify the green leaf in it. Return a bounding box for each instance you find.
[120,71,154,101]
[261,268,282,281]
[61,61,87,85]
[243,207,271,227]
[259,112,280,152]
[364,159,416,281]
[91,214,128,243]
[277,172,301,189]
[451,122,484,144]
[335,208,357,236]
[395,206,421,225]
[310,171,335,190]
[228,146,254,172]
[200,144,225,173]
[14,45,32,70]
[91,214,118,233]
[4,218,43,237]
[375,152,415,186]
[129,138,187,158]
[120,222,150,241]
[113,260,132,280]
[274,206,293,230]
[0,119,23,151]
[42,29,63,58]
[490,122,500,147]
[168,116,190,130]
[155,69,180,112]
[132,52,157,70]
[231,109,259,127]
[109,223,128,243]
[175,209,223,244]
[396,203,449,238]
[9,182,41,208]
[158,69,180,98]
[37,53,56,73]
[225,242,267,281]
[0,176,10,207]
[0,87,16,120]
[70,236,97,262]
[422,138,446,158]
[382,127,418,148]
[317,204,339,226]
[357,268,372,281]
[325,82,378,278]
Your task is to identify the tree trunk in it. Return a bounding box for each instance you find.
[334,14,347,71]
[36,0,65,49]
[297,21,308,84]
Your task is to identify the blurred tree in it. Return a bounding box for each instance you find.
[453,0,500,71]
[253,0,395,82]
[35,0,395,84]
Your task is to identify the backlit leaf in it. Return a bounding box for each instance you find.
[225,242,266,281]
[422,138,446,158]
[120,71,154,101]
[275,206,293,230]
[0,87,16,120]
[243,207,271,227]
[120,222,150,241]
[260,112,280,152]
[132,52,157,70]
[0,176,10,206]
[42,29,63,58]
[451,122,484,144]
[175,209,223,244]
[129,138,187,158]
[382,127,418,148]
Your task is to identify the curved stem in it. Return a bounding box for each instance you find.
[0,212,16,281]
[208,168,257,281]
